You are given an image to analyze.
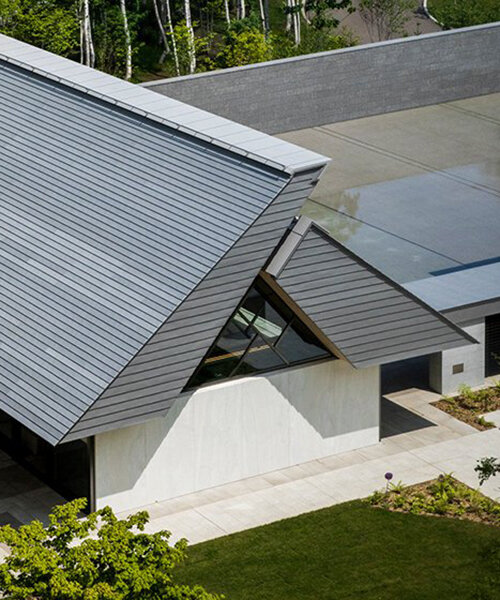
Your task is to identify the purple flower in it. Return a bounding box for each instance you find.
[384,472,393,481]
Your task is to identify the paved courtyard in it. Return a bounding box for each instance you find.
[0,381,498,549]
[123,385,500,544]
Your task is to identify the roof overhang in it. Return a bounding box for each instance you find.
[266,217,477,368]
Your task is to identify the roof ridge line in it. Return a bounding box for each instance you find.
[0,34,330,175]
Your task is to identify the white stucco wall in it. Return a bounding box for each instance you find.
[429,320,485,395]
[94,359,380,513]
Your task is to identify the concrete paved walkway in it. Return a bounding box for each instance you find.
[118,388,500,544]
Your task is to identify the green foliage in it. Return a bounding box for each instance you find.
[359,0,418,40]
[369,474,500,525]
[434,382,500,430]
[169,21,214,73]
[271,25,356,59]
[92,0,145,79]
[0,0,79,57]
[304,0,353,30]
[0,498,221,600]
[428,0,500,29]
[216,27,271,67]
[476,457,500,486]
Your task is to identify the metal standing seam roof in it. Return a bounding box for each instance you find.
[0,34,327,174]
[0,35,330,445]
[271,219,476,368]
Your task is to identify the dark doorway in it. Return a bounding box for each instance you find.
[381,355,431,395]
[0,410,91,511]
[485,314,500,377]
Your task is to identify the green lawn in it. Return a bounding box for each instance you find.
[178,500,500,600]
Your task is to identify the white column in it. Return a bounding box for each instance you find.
[429,320,485,395]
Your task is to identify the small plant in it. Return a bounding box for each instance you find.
[368,474,500,526]
[475,457,500,486]
[433,382,500,431]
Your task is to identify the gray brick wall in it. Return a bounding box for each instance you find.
[142,24,500,134]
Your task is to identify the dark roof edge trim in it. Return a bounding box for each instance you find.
[259,270,350,364]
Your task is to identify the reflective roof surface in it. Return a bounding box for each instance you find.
[279,94,500,307]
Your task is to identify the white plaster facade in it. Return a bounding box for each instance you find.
[94,359,380,512]
[429,320,485,395]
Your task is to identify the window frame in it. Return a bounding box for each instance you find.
[184,275,334,391]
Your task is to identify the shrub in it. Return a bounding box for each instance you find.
[0,498,222,600]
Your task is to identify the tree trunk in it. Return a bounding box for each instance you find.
[237,0,245,19]
[285,0,292,31]
[293,0,301,46]
[119,0,132,80]
[152,0,170,63]
[258,0,266,32]
[81,0,95,67]
[184,0,196,74]
[165,0,180,76]
[223,0,231,25]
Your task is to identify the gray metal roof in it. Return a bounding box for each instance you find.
[273,219,476,368]
[404,262,500,312]
[0,34,328,174]
[0,38,332,444]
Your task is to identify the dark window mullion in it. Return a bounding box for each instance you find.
[228,330,260,378]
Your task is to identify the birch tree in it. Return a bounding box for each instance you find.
[80,0,95,67]
[184,0,196,73]
[152,0,169,63]
[257,0,266,32]
[223,0,231,25]
[119,0,132,79]
[165,0,180,75]
[237,0,245,19]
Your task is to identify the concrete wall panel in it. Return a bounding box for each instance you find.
[143,24,500,134]
[94,359,380,512]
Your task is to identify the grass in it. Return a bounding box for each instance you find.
[178,499,500,599]
[433,383,500,430]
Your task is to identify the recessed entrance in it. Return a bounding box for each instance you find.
[485,314,500,377]
[0,410,92,514]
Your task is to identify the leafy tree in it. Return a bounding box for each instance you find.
[358,0,418,41]
[428,0,500,29]
[217,27,271,66]
[0,498,221,600]
[0,0,79,57]
[304,0,353,31]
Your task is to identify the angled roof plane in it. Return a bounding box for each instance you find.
[0,34,329,444]
[0,34,476,449]
[265,218,476,367]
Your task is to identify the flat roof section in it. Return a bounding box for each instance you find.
[278,95,500,289]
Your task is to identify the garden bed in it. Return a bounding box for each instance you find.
[369,474,500,527]
[432,383,500,430]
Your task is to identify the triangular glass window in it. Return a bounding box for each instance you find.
[185,275,332,390]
